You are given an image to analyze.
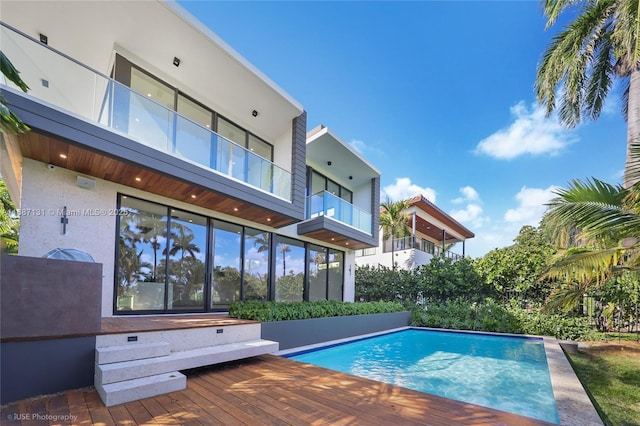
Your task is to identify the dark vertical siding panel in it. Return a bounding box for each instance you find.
[371,176,380,241]
[290,111,307,214]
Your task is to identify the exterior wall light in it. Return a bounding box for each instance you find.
[173,57,181,67]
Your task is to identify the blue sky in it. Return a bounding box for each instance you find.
[179,1,627,258]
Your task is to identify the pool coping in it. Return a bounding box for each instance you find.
[277,326,603,426]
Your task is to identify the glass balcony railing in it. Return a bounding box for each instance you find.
[0,23,291,200]
[306,191,372,234]
[383,236,462,261]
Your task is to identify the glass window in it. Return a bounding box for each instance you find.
[243,228,269,301]
[127,68,174,152]
[341,188,353,204]
[176,95,213,168]
[117,197,168,312]
[275,236,305,302]
[248,134,272,160]
[327,180,340,197]
[308,244,327,301]
[311,171,325,195]
[166,210,207,310]
[216,116,246,146]
[211,220,242,308]
[130,68,174,109]
[327,249,344,301]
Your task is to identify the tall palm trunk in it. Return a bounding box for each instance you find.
[625,67,640,188]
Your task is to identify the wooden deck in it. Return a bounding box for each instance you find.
[1,354,552,425]
[100,314,256,334]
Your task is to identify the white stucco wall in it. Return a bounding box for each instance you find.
[18,158,118,318]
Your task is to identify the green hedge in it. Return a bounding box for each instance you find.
[411,298,594,340]
[228,300,405,322]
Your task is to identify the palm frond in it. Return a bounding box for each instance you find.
[546,178,640,238]
[536,0,617,126]
[542,0,585,29]
[541,246,625,283]
[544,281,589,312]
[584,28,614,120]
[0,51,29,92]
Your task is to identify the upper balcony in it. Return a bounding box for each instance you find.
[0,1,306,227]
[297,126,380,249]
[1,23,291,200]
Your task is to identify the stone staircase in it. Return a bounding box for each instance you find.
[94,323,278,406]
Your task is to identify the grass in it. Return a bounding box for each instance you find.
[566,338,640,426]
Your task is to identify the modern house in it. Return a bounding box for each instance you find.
[355,194,474,270]
[0,1,380,405]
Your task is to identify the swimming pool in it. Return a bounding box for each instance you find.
[287,328,559,424]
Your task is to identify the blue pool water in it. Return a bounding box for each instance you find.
[287,329,559,423]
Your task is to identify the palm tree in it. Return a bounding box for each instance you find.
[535,0,640,187]
[541,177,640,310]
[379,198,411,269]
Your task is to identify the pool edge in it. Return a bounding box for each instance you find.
[543,336,603,426]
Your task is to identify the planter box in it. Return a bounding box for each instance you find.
[261,311,411,351]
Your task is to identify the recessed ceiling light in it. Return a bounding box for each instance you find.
[233,207,238,212]
[147,93,152,97]
[346,242,349,245]
[135,177,141,182]
[331,238,335,241]
[267,218,271,222]
[191,194,197,199]
[59,154,67,159]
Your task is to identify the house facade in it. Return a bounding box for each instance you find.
[0,1,380,318]
[0,1,383,404]
[355,194,474,270]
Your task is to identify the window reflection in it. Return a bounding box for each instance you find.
[211,221,242,308]
[244,228,269,300]
[117,197,168,311]
[308,244,327,301]
[275,236,305,302]
[166,211,206,310]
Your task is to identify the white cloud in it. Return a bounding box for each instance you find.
[383,177,436,202]
[452,185,480,204]
[451,203,489,229]
[349,139,383,157]
[504,185,558,225]
[475,101,577,160]
[450,186,489,229]
[462,185,559,258]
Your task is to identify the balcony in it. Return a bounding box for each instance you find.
[306,191,371,234]
[0,23,291,201]
[383,236,462,262]
[297,191,376,249]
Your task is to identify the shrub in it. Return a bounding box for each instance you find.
[228,300,405,322]
[411,298,593,340]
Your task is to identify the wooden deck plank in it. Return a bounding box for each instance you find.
[100,314,256,334]
[1,354,554,426]
[65,390,93,426]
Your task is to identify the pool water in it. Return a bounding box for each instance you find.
[287,329,559,424]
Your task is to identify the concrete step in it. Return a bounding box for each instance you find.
[96,371,186,407]
[96,339,278,385]
[96,342,170,365]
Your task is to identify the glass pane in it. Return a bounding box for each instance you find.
[248,134,272,161]
[130,68,174,109]
[177,95,212,128]
[311,171,325,195]
[327,180,340,197]
[341,188,353,203]
[117,197,168,311]
[308,244,327,301]
[275,236,305,302]
[176,96,213,168]
[327,249,344,301]
[217,116,246,146]
[175,115,212,168]
[243,228,269,301]
[211,221,242,308]
[166,211,207,310]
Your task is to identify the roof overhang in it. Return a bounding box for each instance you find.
[306,125,380,189]
[0,0,303,143]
